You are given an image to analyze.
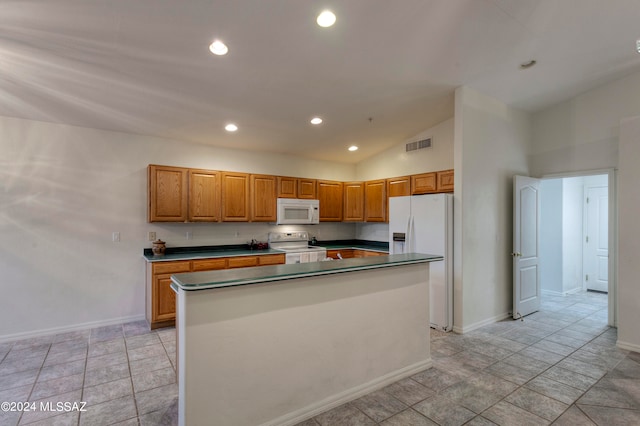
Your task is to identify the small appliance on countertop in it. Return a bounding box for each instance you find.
[268,231,327,264]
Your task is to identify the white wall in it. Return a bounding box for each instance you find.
[355,118,454,181]
[617,115,640,352]
[540,179,563,294]
[532,69,640,349]
[531,69,640,177]
[453,86,531,333]
[0,116,356,340]
[354,118,454,241]
[562,177,584,293]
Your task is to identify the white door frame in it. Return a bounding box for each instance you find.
[541,168,617,327]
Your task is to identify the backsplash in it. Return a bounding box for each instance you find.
[147,222,359,248]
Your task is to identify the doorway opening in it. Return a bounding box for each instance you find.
[539,171,615,325]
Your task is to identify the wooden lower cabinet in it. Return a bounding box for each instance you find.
[354,249,387,257]
[192,258,226,272]
[146,254,285,329]
[326,249,387,260]
[258,254,286,265]
[227,256,259,269]
[147,261,190,329]
[326,249,355,259]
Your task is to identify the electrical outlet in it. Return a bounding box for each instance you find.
[112,232,120,242]
[186,231,192,240]
[148,231,156,241]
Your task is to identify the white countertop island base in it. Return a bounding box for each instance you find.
[174,258,432,426]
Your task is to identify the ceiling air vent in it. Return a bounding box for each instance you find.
[406,137,432,152]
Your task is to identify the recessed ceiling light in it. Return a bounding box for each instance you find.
[317,10,336,27]
[310,117,323,125]
[225,123,238,132]
[519,60,537,70]
[209,40,229,56]
[348,146,358,152]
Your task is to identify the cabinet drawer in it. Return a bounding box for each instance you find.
[258,254,285,265]
[152,261,191,275]
[227,256,259,268]
[192,258,227,271]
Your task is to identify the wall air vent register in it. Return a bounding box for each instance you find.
[406,137,432,152]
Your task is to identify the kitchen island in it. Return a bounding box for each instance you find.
[171,253,440,426]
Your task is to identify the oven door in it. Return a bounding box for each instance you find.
[285,252,307,264]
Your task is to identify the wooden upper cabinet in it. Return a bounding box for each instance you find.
[221,172,250,221]
[387,176,411,198]
[365,179,387,222]
[298,178,317,199]
[437,169,454,192]
[343,182,364,222]
[188,169,220,222]
[277,176,297,198]
[411,172,437,195]
[317,180,343,221]
[148,165,188,222]
[251,174,277,222]
[277,177,317,199]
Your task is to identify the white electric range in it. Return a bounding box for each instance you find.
[268,231,327,264]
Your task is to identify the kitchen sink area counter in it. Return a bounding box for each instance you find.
[172,253,438,426]
[318,239,389,253]
[143,244,284,262]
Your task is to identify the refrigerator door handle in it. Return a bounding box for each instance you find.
[405,215,414,253]
[404,216,411,253]
[410,215,415,252]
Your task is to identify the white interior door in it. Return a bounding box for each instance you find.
[584,186,608,292]
[513,175,541,319]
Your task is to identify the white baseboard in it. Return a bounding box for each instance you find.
[452,312,511,334]
[0,314,147,343]
[616,340,640,354]
[261,359,433,426]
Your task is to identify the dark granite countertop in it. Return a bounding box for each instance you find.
[143,240,388,262]
[171,253,440,291]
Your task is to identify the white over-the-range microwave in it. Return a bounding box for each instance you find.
[276,198,319,225]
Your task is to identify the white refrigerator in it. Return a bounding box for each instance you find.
[389,193,453,331]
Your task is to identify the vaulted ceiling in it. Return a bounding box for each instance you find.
[2,0,639,163]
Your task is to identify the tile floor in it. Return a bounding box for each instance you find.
[0,321,178,425]
[0,290,637,425]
